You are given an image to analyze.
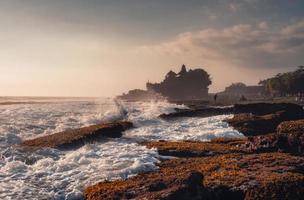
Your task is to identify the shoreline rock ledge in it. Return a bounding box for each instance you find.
[84,102,304,200]
[19,121,133,150]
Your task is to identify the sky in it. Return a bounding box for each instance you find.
[0,0,303,97]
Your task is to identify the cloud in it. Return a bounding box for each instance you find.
[258,21,268,30]
[228,3,241,12]
[208,14,218,20]
[140,20,304,69]
[281,20,304,36]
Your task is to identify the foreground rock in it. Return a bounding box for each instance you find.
[277,119,304,154]
[246,119,304,155]
[225,111,302,136]
[225,103,304,136]
[19,121,133,150]
[84,151,304,200]
[85,167,205,200]
[144,139,247,157]
[83,103,304,200]
[84,139,304,200]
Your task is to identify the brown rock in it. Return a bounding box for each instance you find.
[245,119,304,155]
[245,133,279,153]
[19,121,133,150]
[277,120,304,154]
[277,119,304,134]
[144,139,246,157]
[84,167,207,200]
[84,152,304,200]
[83,103,304,199]
[234,103,304,116]
[159,107,234,119]
[159,103,304,120]
[245,173,304,200]
[225,113,280,136]
[226,109,304,136]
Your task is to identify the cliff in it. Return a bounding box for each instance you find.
[147,65,211,100]
[118,64,212,101]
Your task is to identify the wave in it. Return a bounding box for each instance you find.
[0,139,158,200]
[0,98,243,200]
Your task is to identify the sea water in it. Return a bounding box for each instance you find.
[0,97,243,200]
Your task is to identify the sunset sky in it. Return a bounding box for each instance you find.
[0,0,303,97]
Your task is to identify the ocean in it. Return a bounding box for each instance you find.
[0,97,243,200]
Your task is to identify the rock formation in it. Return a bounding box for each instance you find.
[19,121,133,150]
[118,64,212,101]
[147,64,212,100]
[159,102,304,121]
[84,102,304,200]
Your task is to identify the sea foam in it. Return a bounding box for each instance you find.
[0,98,243,200]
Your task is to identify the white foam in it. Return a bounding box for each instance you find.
[125,114,244,142]
[123,100,187,126]
[0,98,125,142]
[0,98,243,200]
[0,140,159,200]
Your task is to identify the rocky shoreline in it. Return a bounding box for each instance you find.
[84,102,304,200]
[16,102,304,199]
[19,121,133,150]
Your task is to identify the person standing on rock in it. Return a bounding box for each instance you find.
[214,94,218,103]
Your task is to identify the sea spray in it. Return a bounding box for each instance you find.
[0,97,243,199]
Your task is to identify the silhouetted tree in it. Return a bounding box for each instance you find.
[165,70,177,80]
[259,66,304,96]
[147,65,212,100]
[225,82,247,93]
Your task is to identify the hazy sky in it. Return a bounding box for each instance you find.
[0,0,303,97]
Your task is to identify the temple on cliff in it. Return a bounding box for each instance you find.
[118,65,212,101]
[147,65,211,100]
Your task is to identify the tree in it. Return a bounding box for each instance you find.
[147,64,212,100]
[165,70,177,80]
[225,82,247,93]
[259,67,304,95]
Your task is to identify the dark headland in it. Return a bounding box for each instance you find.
[118,64,304,106]
[118,64,212,102]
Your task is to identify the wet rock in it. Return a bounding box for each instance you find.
[245,133,279,153]
[245,173,304,200]
[234,103,304,116]
[246,119,304,155]
[84,152,304,200]
[160,103,304,120]
[19,121,133,150]
[84,168,207,200]
[159,106,234,119]
[144,139,247,157]
[149,181,167,192]
[83,103,304,200]
[277,120,304,154]
[198,152,304,200]
[226,109,304,136]
[277,119,304,134]
[226,112,281,136]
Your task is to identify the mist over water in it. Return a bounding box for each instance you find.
[0,97,243,200]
